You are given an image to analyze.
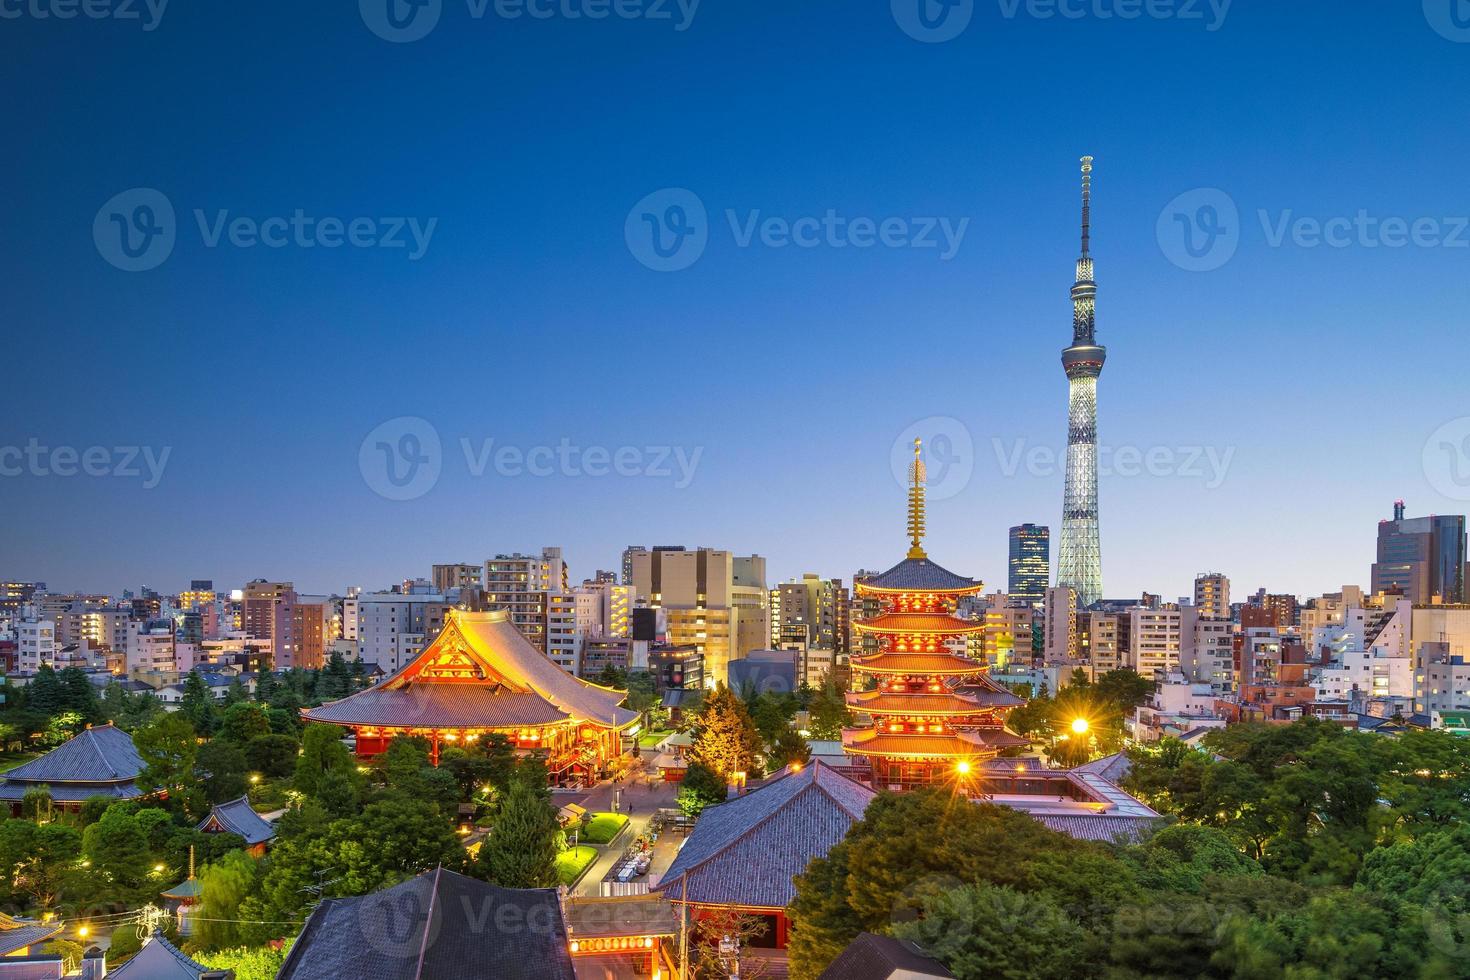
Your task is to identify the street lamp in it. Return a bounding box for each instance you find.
[1070,717,1090,735]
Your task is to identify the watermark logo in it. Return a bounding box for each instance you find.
[1258,210,1470,250]
[0,439,171,489]
[360,0,443,42]
[992,438,1235,488]
[996,0,1231,31]
[1424,0,1470,42]
[1424,417,1470,502]
[892,0,974,43]
[890,417,974,501]
[625,188,708,272]
[360,417,443,501]
[359,883,443,961]
[93,190,438,272]
[1157,188,1239,272]
[0,0,169,30]
[94,188,176,272]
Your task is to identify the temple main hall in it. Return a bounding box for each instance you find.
[302,609,639,782]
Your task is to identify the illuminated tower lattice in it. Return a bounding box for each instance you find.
[1057,155,1106,608]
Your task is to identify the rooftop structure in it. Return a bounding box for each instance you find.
[302,609,637,780]
[0,913,62,958]
[843,440,1026,788]
[277,867,574,980]
[818,933,954,980]
[197,796,276,850]
[0,723,143,813]
[108,931,227,980]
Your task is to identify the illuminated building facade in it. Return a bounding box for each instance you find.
[842,440,1026,789]
[1057,155,1106,608]
[1007,524,1050,606]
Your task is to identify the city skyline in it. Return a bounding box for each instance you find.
[7,2,1470,600]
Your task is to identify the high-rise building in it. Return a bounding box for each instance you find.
[621,547,644,587]
[1056,156,1106,608]
[431,563,482,593]
[769,574,845,653]
[1127,605,1185,679]
[0,583,44,620]
[344,591,452,673]
[574,579,634,640]
[1193,572,1230,620]
[483,548,570,656]
[630,547,765,686]
[1371,501,1467,604]
[17,619,55,672]
[1007,524,1050,606]
[1042,586,1079,663]
[242,580,302,668]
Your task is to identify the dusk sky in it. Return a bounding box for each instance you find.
[5,0,1470,599]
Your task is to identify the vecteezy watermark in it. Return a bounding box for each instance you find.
[0,439,171,489]
[1158,188,1470,271]
[358,417,704,500]
[996,0,1231,31]
[1424,417,1470,503]
[891,0,974,43]
[992,438,1235,488]
[1424,0,1470,43]
[890,417,975,501]
[1156,188,1241,272]
[625,188,970,272]
[0,0,168,30]
[94,188,438,272]
[359,0,699,43]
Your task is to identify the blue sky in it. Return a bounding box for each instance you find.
[4,0,1470,599]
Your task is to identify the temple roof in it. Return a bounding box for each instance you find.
[0,913,61,957]
[198,796,276,846]
[302,611,638,732]
[852,612,984,635]
[109,932,223,980]
[842,728,1027,759]
[856,557,981,595]
[277,867,574,980]
[850,652,983,676]
[846,690,996,716]
[3,724,141,785]
[954,677,1028,708]
[160,876,203,901]
[654,762,875,910]
[818,933,955,980]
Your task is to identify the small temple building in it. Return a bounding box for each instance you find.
[277,867,574,980]
[0,912,62,959]
[653,761,875,949]
[843,440,1027,788]
[196,797,276,856]
[0,723,144,815]
[301,610,638,780]
[108,932,229,980]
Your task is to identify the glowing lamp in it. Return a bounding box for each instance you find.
[1070,718,1090,735]
[956,761,971,775]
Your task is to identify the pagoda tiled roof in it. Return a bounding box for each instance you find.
[954,678,1028,708]
[842,728,1026,759]
[109,932,218,980]
[653,762,875,910]
[301,611,638,732]
[853,612,984,635]
[846,690,994,716]
[198,796,276,846]
[160,876,203,901]
[857,557,980,594]
[850,652,982,676]
[277,867,574,980]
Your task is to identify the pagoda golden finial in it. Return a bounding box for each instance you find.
[188,845,195,879]
[907,437,927,560]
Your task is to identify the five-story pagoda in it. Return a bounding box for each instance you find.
[843,439,1026,790]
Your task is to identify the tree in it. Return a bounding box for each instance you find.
[82,804,163,899]
[293,724,361,807]
[805,675,852,741]
[218,702,272,744]
[893,882,1088,980]
[26,667,64,717]
[1096,668,1154,711]
[473,776,560,888]
[58,667,101,720]
[195,941,293,980]
[0,819,81,910]
[194,850,261,950]
[134,713,199,799]
[179,671,218,734]
[197,739,249,804]
[676,762,729,818]
[244,733,299,778]
[687,684,763,780]
[767,728,811,770]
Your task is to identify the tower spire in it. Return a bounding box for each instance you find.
[907,438,927,560]
[1079,155,1093,257]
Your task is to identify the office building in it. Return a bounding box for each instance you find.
[1371,501,1467,604]
[1193,572,1230,620]
[431,563,483,593]
[1007,524,1050,606]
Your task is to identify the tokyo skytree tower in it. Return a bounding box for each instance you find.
[1057,156,1106,608]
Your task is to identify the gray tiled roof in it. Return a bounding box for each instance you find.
[277,867,574,980]
[818,932,954,980]
[0,915,62,957]
[199,796,276,846]
[4,724,142,785]
[654,762,875,909]
[1072,752,1132,783]
[1030,814,1157,842]
[303,685,570,729]
[0,779,141,803]
[108,932,221,979]
[858,558,978,593]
